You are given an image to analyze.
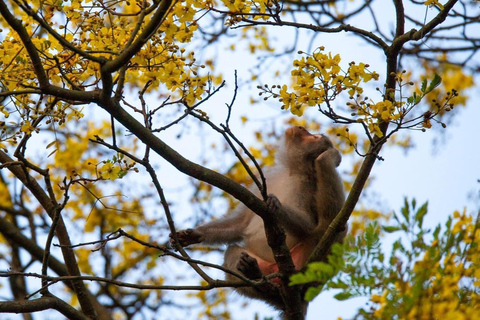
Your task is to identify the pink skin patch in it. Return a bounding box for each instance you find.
[255,242,311,285]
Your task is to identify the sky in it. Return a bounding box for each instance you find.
[1,2,479,320]
[175,3,480,319]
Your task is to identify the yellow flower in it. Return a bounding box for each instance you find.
[0,105,9,118]
[348,64,364,82]
[371,294,382,303]
[368,123,383,137]
[279,84,298,111]
[100,162,121,180]
[20,120,34,134]
[174,4,196,23]
[422,118,432,129]
[291,103,306,117]
[424,0,444,9]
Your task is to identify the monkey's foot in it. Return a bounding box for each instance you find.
[266,194,281,214]
[238,252,263,280]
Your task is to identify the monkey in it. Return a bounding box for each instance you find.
[170,126,346,314]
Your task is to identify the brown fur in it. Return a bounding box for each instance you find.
[171,126,346,315]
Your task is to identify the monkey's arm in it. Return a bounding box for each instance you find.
[315,147,346,225]
[266,195,318,238]
[171,207,250,247]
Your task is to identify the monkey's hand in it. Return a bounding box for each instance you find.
[170,229,204,247]
[266,194,281,214]
[316,147,341,168]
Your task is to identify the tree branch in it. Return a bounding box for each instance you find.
[101,0,173,74]
[13,0,105,63]
[0,295,91,320]
[0,0,99,102]
[0,151,107,320]
[97,98,301,311]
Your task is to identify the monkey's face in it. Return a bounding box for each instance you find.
[284,126,333,166]
[286,126,332,151]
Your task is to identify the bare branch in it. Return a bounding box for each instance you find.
[0,295,91,320]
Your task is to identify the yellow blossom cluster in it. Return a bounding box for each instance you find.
[0,179,12,207]
[221,0,276,16]
[351,98,405,137]
[263,47,379,117]
[99,161,122,180]
[420,54,474,113]
[0,0,225,151]
[368,209,480,320]
[126,1,222,102]
[325,125,358,155]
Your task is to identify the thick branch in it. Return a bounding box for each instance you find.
[0,0,48,86]
[0,216,69,277]
[0,0,99,103]
[239,18,389,51]
[97,98,301,310]
[410,0,459,41]
[393,0,405,38]
[101,0,173,74]
[0,296,91,320]
[0,151,107,320]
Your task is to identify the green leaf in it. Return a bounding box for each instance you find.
[382,225,401,233]
[392,239,403,252]
[415,201,428,229]
[378,251,385,263]
[334,291,354,301]
[401,207,410,224]
[16,56,26,64]
[433,224,441,239]
[415,95,422,104]
[420,78,428,93]
[304,286,322,302]
[408,91,423,105]
[425,73,442,94]
[332,279,349,290]
[289,272,310,285]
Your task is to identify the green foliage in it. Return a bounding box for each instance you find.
[0,0,478,319]
[421,73,442,95]
[290,199,480,319]
[408,73,442,105]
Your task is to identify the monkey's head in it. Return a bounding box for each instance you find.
[281,126,334,172]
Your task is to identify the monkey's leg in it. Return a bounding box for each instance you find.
[227,247,278,280]
[224,245,263,279]
[238,252,263,280]
[224,245,284,309]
